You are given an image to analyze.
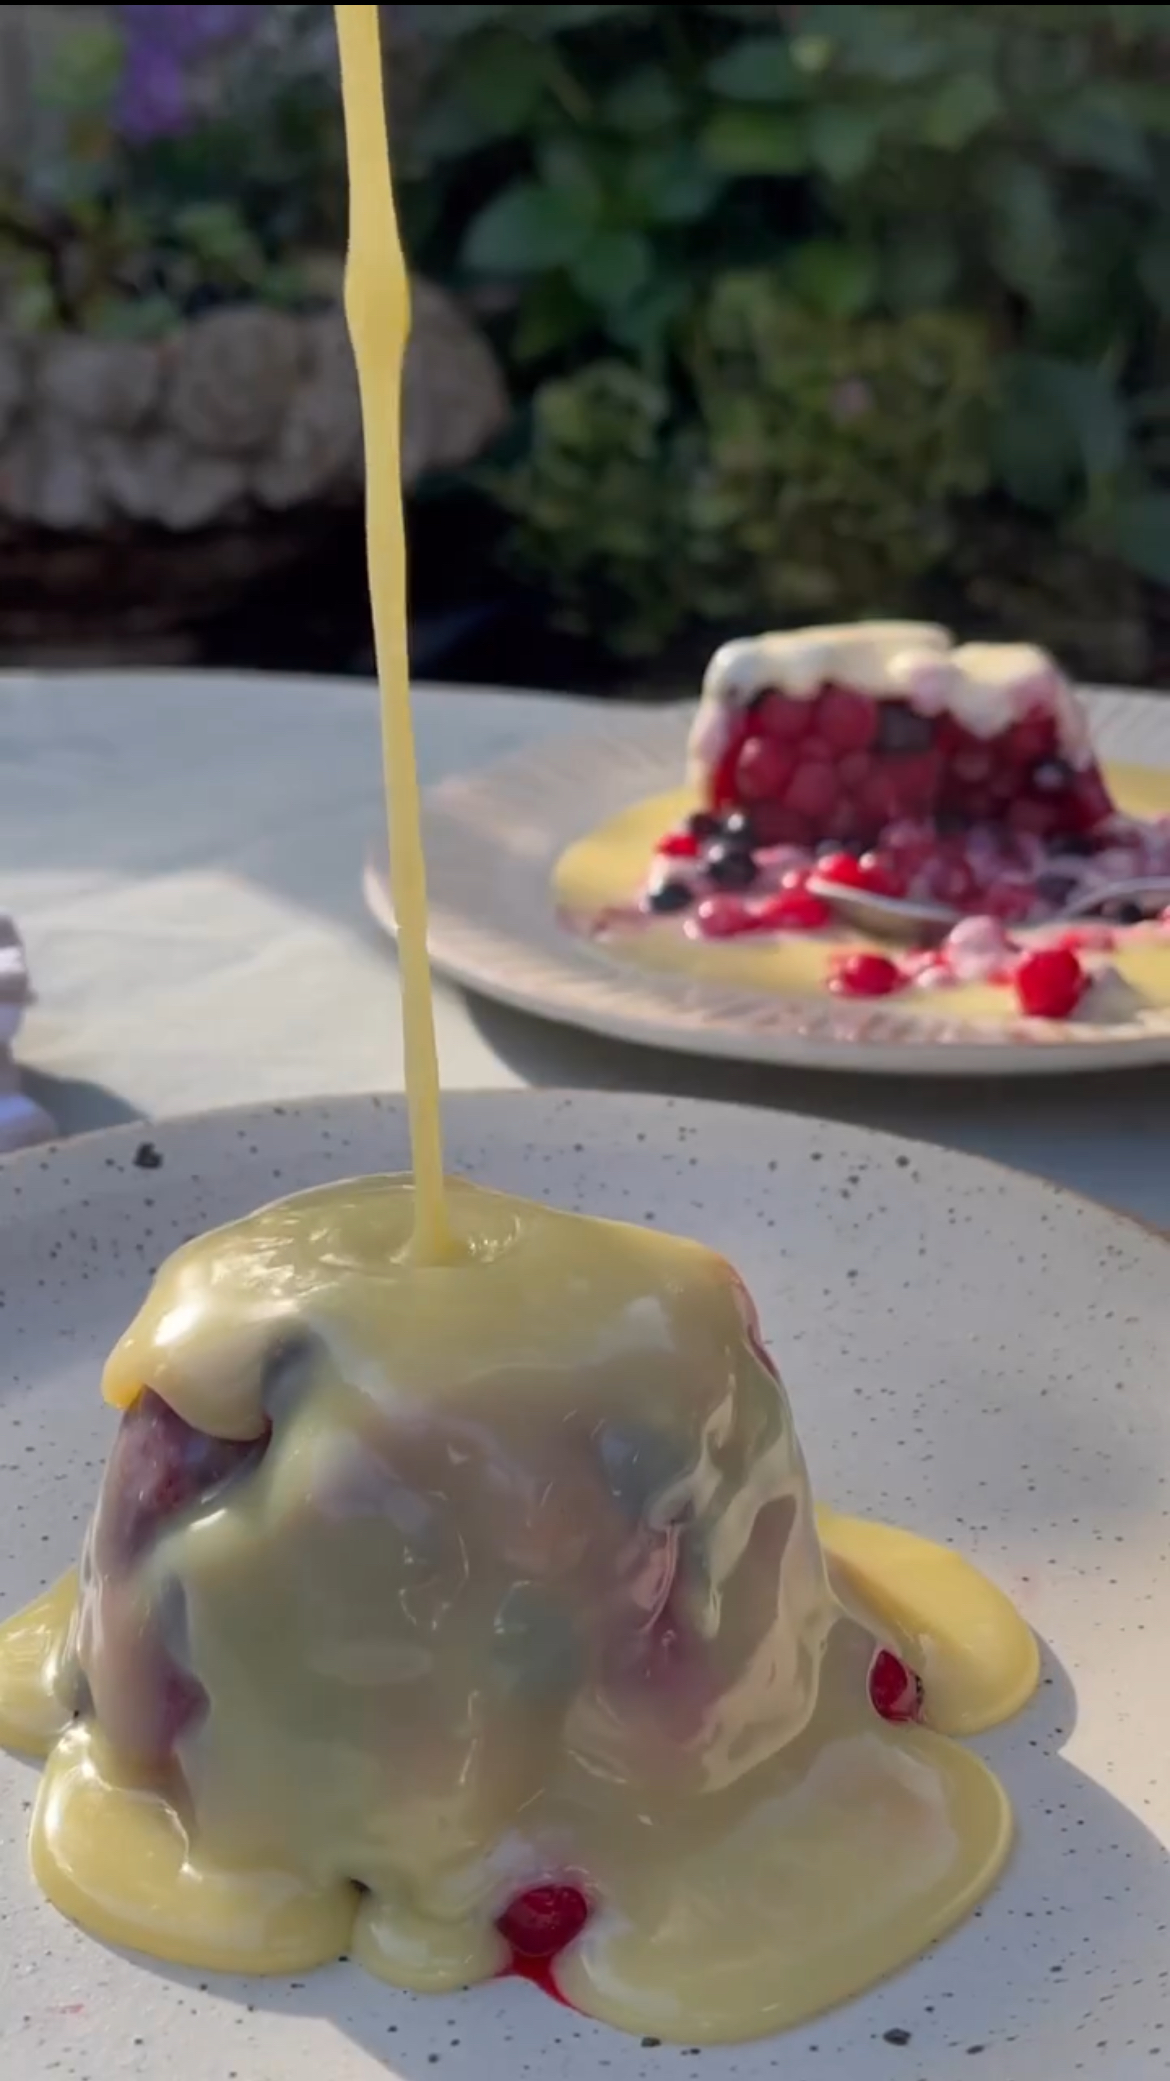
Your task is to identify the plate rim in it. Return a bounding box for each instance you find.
[383,686,1170,1079]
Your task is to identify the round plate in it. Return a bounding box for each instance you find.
[366,687,1170,1076]
[2,1088,1169,2081]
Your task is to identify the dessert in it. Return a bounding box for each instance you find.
[0,1174,1038,2043]
[554,619,1170,1025]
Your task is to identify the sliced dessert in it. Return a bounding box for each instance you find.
[643,622,1161,934]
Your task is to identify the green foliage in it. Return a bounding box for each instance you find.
[491,286,991,655]
[397,1,1170,662]
[0,5,343,336]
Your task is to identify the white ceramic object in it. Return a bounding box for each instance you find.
[366,686,1170,1075]
[2,1087,1169,2080]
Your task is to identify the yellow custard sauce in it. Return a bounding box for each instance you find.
[554,762,1170,1028]
[0,0,1041,2050]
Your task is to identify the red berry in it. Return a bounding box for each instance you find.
[1014,946,1085,1019]
[785,761,838,821]
[828,952,906,998]
[755,690,811,744]
[868,1648,924,1724]
[837,749,872,790]
[816,850,866,889]
[734,735,795,803]
[927,854,978,909]
[891,751,941,813]
[694,894,753,938]
[816,684,878,753]
[753,804,810,846]
[1006,713,1057,768]
[656,829,699,859]
[756,888,832,932]
[1008,798,1058,839]
[984,878,1035,924]
[497,1885,590,1960]
[856,851,907,897]
[952,747,993,785]
[710,717,752,808]
[1066,767,1115,832]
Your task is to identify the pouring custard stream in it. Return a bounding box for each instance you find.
[0,2,1040,2047]
[337,0,452,1265]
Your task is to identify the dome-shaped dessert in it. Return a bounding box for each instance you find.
[0,1176,1037,2043]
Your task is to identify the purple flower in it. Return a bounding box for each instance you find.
[115,5,254,141]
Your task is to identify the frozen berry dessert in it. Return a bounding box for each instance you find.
[0,1175,1038,2044]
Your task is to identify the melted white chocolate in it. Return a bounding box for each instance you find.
[0,1177,1037,2044]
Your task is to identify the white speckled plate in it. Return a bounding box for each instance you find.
[365,686,1170,1076]
[2,1089,1170,2081]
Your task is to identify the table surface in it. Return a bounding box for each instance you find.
[2,667,1168,1229]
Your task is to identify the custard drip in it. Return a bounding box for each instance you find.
[0,1177,1037,2044]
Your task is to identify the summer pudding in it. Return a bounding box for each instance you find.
[555,621,1170,1024]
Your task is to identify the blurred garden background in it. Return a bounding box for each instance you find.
[1,2,1170,694]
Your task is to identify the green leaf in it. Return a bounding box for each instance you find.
[700,108,808,175]
[460,35,546,134]
[512,276,593,362]
[807,105,883,180]
[706,36,805,103]
[982,156,1063,300]
[882,233,959,312]
[1099,491,1170,585]
[787,240,878,318]
[922,72,1001,150]
[1043,91,1153,181]
[570,229,653,308]
[463,182,589,273]
[625,144,725,224]
[811,5,939,83]
[992,355,1128,511]
[537,139,605,219]
[39,20,123,116]
[604,67,680,134]
[1140,235,1170,313]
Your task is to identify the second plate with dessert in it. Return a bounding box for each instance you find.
[368,665,1170,1075]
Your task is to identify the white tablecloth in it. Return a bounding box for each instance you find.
[2,669,1169,1228]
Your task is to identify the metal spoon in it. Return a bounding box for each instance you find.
[806,874,1170,945]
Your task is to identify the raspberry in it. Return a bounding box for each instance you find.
[828,952,906,998]
[1014,946,1085,1019]
[693,895,754,938]
[755,691,811,744]
[656,830,699,859]
[755,888,831,931]
[734,735,795,803]
[785,761,837,820]
[497,1885,590,1960]
[869,1648,924,1723]
[815,684,878,752]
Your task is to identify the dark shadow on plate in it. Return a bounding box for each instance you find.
[461,985,1170,1230]
[18,1069,144,1140]
[98,1638,1170,2081]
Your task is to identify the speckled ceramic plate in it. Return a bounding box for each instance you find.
[365,686,1170,1076]
[2,1089,1170,2080]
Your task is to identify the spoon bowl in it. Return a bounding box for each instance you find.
[806,873,1170,946]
